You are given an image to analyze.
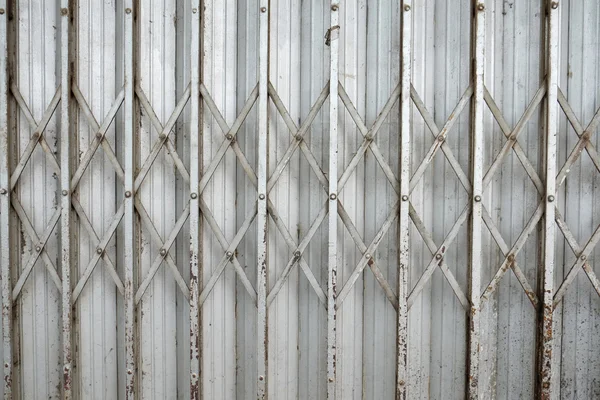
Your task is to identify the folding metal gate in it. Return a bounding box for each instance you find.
[0,0,599,399]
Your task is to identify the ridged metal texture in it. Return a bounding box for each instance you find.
[0,1,598,399]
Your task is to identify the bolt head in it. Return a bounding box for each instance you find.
[158,134,166,141]
[226,134,233,141]
[35,246,41,252]
[127,369,133,375]
[191,373,197,379]
[474,195,482,202]
[259,193,266,200]
[365,253,371,260]
[96,132,103,139]
[226,251,233,259]
[328,377,334,383]
[0,9,5,15]
[4,363,8,368]
[259,375,264,381]
[581,254,587,261]
[329,193,337,200]
[437,135,445,142]
[548,195,555,202]
[192,8,197,14]
[436,253,442,260]
[331,5,338,11]
[125,191,132,198]
[477,4,485,11]
[62,190,68,196]
[551,2,559,9]
[260,7,267,13]
[404,4,411,11]
[401,195,409,201]
[61,8,68,16]
[96,247,103,255]
[190,192,198,199]
[160,249,167,256]
[125,8,132,14]
[0,188,7,195]
[399,380,405,386]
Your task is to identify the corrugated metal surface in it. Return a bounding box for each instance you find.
[0,0,599,399]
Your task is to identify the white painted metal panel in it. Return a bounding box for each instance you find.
[0,1,599,399]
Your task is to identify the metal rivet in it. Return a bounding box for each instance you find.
[551,2,559,9]
[127,369,133,375]
[125,191,132,198]
[471,380,477,387]
[96,132,103,139]
[510,134,517,141]
[192,8,197,14]
[437,135,445,142]
[401,195,409,201]
[259,375,264,381]
[581,254,587,261]
[32,132,40,139]
[331,5,338,11]
[3,363,8,368]
[35,246,42,252]
[160,249,167,256]
[61,8,68,16]
[125,8,132,14]
[404,5,411,12]
[436,253,442,260]
[191,373,197,379]
[260,7,267,13]
[259,194,266,200]
[330,193,337,200]
[328,377,334,383]
[0,9,5,15]
[474,195,482,202]
[294,251,301,258]
[399,380,405,386]
[0,188,7,195]
[508,254,515,262]
[62,190,68,196]
[295,134,303,142]
[191,192,198,199]
[226,134,233,141]
[548,195,555,202]
[226,251,233,259]
[96,247,103,255]
[477,4,485,11]
[159,134,166,141]
[365,253,371,260]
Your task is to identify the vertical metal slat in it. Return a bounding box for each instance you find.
[539,1,559,398]
[257,1,269,399]
[123,1,136,398]
[60,1,73,398]
[0,1,10,398]
[397,1,411,398]
[327,1,339,398]
[189,1,201,399]
[468,1,485,398]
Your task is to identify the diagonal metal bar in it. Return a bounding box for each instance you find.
[556,88,600,186]
[71,197,124,295]
[335,201,400,309]
[267,200,328,307]
[481,206,539,308]
[409,85,473,192]
[199,198,257,302]
[407,203,470,310]
[134,199,190,300]
[135,203,190,303]
[10,84,61,174]
[481,202,544,302]
[267,81,330,192]
[554,209,600,306]
[337,83,401,194]
[337,82,401,191]
[199,203,258,306]
[266,199,327,306]
[483,83,547,189]
[11,197,62,291]
[11,205,62,300]
[71,84,125,189]
[71,202,125,303]
[134,83,191,190]
[10,85,62,189]
[198,83,259,193]
[337,201,399,310]
[135,85,190,182]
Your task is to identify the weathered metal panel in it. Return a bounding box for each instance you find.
[0,1,599,399]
